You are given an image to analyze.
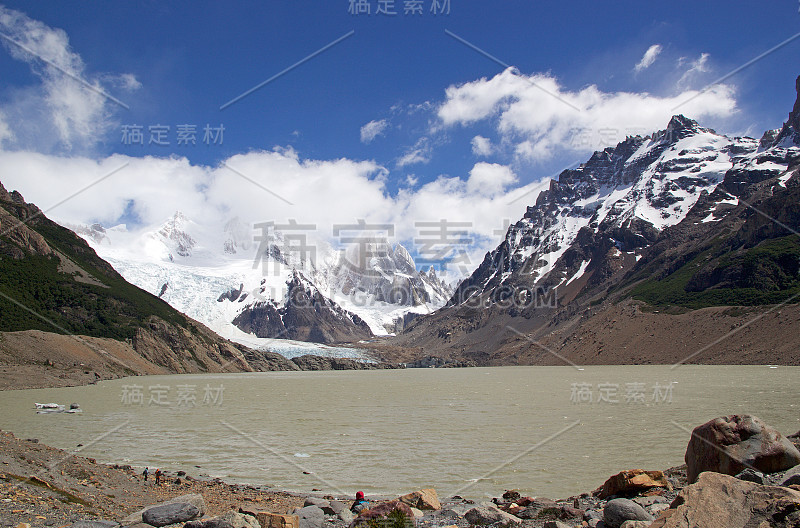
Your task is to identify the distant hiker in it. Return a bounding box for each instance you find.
[350,491,369,513]
[142,467,149,482]
[155,468,162,485]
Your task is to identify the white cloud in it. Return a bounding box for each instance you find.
[678,53,711,88]
[634,44,662,72]
[437,67,737,161]
[471,135,493,156]
[406,174,418,186]
[0,146,549,281]
[396,137,431,167]
[0,6,139,153]
[360,119,389,143]
[466,162,517,196]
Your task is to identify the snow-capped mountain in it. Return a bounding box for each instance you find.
[393,76,800,366]
[77,212,453,346]
[449,114,788,307]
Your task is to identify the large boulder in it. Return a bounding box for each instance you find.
[603,498,654,528]
[352,501,415,527]
[122,494,205,527]
[598,469,671,498]
[397,488,441,510]
[292,506,324,528]
[463,505,521,526]
[142,502,201,527]
[684,415,800,483]
[650,471,800,528]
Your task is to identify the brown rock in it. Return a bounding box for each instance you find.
[684,415,800,483]
[598,469,671,498]
[353,500,415,526]
[255,513,299,528]
[655,472,800,528]
[398,488,441,510]
[502,490,521,502]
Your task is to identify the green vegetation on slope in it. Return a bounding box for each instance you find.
[0,202,186,339]
[631,235,800,309]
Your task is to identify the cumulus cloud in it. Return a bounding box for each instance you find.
[360,119,389,143]
[634,44,662,72]
[0,146,547,280]
[0,5,139,152]
[437,67,737,161]
[471,135,493,156]
[466,162,517,196]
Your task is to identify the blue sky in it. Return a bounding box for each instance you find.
[0,1,799,273]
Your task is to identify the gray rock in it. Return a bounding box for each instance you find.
[217,511,260,528]
[584,509,603,521]
[603,498,654,528]
[327,500,346,516]
[184,519,234,528]
[122,494,205,527]
[71,521,119,528]
[516,498,559,519]
[293,506,324,528]
[647,503,670,515]
[142,502,200,527]
[735,468,765,484]
[781,464,800,486]
[587,520,602,528]
[441,504,472,517]
[632,495,667,507]
[464,505,521,526]
[542,522,571,528]
[336,508,353,524]
[303,498,330,510]
[619,522,651,528]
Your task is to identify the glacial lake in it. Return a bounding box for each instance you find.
[0,365,797,500]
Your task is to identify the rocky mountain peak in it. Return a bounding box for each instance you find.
[666,114,700,135]
[391,243,416,274]
[0,181,10,202]
[156,211,196,258]
[774,75,800,145]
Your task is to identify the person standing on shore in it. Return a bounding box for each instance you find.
[350,491,369,513]
[142,467,149,482]
[155,468,162,486]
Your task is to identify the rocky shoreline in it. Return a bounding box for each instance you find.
[2,415,800,528]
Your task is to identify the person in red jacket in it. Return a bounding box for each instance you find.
[350,491,370,513]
